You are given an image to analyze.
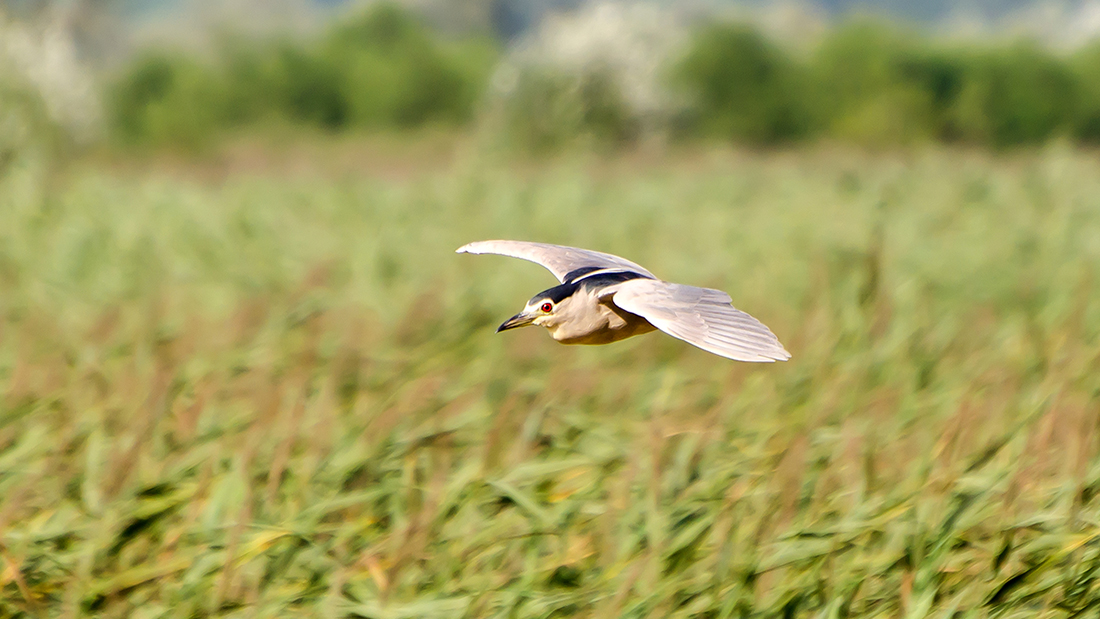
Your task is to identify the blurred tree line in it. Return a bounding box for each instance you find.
[107,3,497,148]
[105,2,1100,150]
[675,21,1100,148]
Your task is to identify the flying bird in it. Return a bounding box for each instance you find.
[456,240,790,362]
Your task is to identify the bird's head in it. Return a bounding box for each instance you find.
[497,283,577,333]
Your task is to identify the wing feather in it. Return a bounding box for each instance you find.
[456,240,656,283]
[610,279,790,362]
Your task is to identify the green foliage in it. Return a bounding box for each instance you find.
[322,4,495,128]
[950,44,1080,147]
[1068,42,1100,143]
[675,19,1100,148]
[675,24,816,143]
[2,145,1100,615]
[108,53,229,148]
[106,3,498,147]
[811,22,941,144]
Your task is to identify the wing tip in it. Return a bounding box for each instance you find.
[744,352,791,363]
[456,240,503,255]
[758,344,792,362]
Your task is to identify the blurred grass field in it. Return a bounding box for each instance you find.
[2,140,1100,617]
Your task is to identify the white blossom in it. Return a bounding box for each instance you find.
[0,14,102,143]
[494,2,687,129]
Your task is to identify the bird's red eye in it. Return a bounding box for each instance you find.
[540,302,553,313]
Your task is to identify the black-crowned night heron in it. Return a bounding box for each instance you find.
[456,240,790,362]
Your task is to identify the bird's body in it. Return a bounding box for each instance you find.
[527,270,658,345]
[456,240,790,362]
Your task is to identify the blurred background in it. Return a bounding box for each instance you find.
[9,0,1100,154]
[3,0,1100,616]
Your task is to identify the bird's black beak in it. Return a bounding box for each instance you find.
[497,312,535,332]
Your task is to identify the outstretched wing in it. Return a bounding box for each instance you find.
[610,278,790,362]
[456,240,656,283]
